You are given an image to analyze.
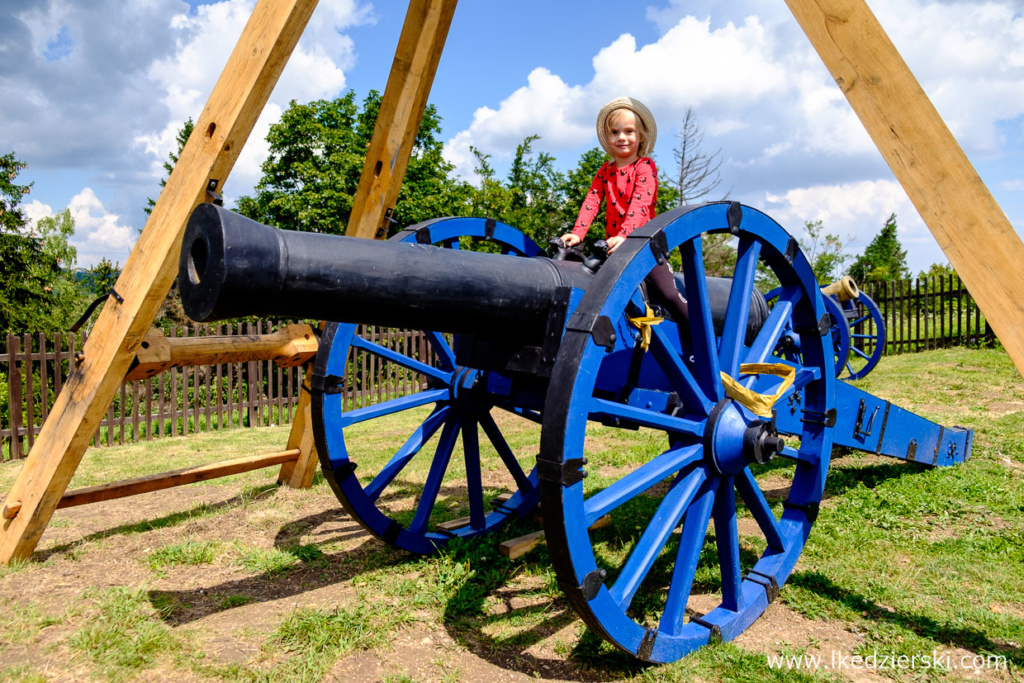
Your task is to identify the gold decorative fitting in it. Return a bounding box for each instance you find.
[720,363,796,418]
[626,304,663,352]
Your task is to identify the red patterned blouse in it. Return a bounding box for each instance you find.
[571,157,658,240]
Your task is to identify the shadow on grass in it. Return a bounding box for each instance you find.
[790,570,1024,666]
[435,527,642,682]
[34,483,282,562]
[147,506,407,627]
[756,461,917,504]
[145,480,532,629]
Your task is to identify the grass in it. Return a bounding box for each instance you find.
[67,587,179,680]
[0,346,1021,681]
[147,539,221,575]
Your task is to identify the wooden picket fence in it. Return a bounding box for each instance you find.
[1,322,433,462]
[865,275,996,354]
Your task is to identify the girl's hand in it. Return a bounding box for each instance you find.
[606,235,626,253]
[560,233,581,247]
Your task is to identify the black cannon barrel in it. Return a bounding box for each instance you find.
[180,204,769,346]
[179,204,595,344]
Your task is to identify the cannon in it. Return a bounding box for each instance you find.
[180,201,971,664]
[768,275,888,381]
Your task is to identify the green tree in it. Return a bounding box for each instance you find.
[145,118,195,217]
[86,257,120,295]
[32,209,85,330]
[800,219,849,285]
[0,153,82,333]
[478,135,566,246]
[236,93,365,233]
[850,213,909,284]
[391,103,471,229]
[237,91,467,235]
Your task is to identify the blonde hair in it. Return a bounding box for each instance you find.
[604,108,648,148]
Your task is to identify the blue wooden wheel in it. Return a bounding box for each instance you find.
[540,203,836,662]
[838,291,886,381]
[766,288,849,377]
[311,218,544,555]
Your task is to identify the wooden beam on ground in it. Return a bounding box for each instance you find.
[125,324,318,380]
[345,0,458,239]
[1,450,300,518]
[499,515,612,561]
[0,0,320,563]
[785,0,1024,378]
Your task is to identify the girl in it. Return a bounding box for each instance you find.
[562,97,689,328]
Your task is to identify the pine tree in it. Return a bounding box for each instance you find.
[850,213,909,284]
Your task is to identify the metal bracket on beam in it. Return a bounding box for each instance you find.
[537,457,588,487]
[566,312,617,350]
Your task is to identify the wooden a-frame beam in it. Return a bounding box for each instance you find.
[0,0,321,562]
[346,0,458,239]
[786,0,1024,378]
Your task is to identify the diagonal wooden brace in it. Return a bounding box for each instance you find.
[0,0,321,562]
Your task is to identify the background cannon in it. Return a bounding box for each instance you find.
[180,201,970,663]
[768,275,887,381]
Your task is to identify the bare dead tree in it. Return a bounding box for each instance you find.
[674,107,724,206]
[670,108,735,275]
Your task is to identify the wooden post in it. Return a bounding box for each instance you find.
[345,0,458,239]
[0,0,320,562]
[785,0,1024,377]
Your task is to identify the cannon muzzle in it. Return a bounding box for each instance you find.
[179,204,594,344]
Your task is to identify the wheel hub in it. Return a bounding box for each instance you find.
[704,399,784,475]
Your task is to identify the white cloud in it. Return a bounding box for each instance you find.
[443,0,1024,270]
[22,190,135,267]
[68,189,134,249]
[761,179,946,272]
[443,68,590,180]
[876,2,1024,152]
[22,199,56,228]
[136,0,370,193]
[444,15,796,180]
[2,0,372,267]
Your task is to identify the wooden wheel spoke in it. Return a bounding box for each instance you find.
[409,415,461,535]
[735,469,785,553]
[680,239,723,399]
[479,411,533,496]
[608,467,707,610]
[351,335,452,383]
[365,406,450,503]
[649,325,714,417]
[713,477,743,613]
[583,444,702,527]
[462,417,486,530]
[659,475,718,636]
[339,388,449,427]
[424,330,456,371]
[719,237,762,376]
[745,287,803,367]
[588,396,705,437]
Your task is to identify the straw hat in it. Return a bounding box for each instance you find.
[596,97,657,158]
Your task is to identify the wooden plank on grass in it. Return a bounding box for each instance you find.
[499,515,613,561]
[2,450,300,518]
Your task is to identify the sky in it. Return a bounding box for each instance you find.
[3,0,1024,274]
